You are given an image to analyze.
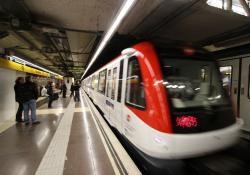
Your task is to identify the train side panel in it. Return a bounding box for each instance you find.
[86,56,125,131]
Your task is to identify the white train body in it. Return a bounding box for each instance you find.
[83,42,241,159]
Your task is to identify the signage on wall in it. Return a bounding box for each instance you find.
[0,57,49,77]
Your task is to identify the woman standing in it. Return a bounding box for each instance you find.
[14,77,25,122]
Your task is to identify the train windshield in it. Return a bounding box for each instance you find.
[161,57,235,133]
[161,58,228,109]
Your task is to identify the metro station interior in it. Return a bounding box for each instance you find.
[0,0,250,175]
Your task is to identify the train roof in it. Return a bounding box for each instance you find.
[155,44,213,60]
[82,35,214,78]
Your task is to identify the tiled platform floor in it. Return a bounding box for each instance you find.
[0,95,116,175]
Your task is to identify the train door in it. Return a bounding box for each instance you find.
[109,64,121,130]
[116,59,125,133]
[218,59,239,115]
[240,57,250,131]
[121,58,128,135]
[105,69,112,122]
[97,69,108,118]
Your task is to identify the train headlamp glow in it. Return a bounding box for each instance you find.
[183,48,195,56]
[121,48,136,56]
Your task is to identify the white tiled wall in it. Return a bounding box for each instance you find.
[0,68,25,122]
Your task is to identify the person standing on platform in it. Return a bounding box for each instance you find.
[14,77,25,123]
[22,76,40,125]
[70,83,74,97]
[41,85,48,97]
[74,81,81,102]
[47,81,54,108]
[61,82,67,98]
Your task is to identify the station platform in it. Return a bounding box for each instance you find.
[0,91,141,175]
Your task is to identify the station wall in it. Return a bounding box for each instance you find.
[0,68,25,122]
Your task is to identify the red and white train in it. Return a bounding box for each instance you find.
[83,41,242,159]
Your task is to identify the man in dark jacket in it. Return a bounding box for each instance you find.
[47,81,54,108]
[70,83,74,97]
[21,76,40,125]
[74,81,81,102]
[61,82,67,98]
[14,77,25,122]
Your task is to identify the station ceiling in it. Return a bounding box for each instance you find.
[0,0,249,79]
[0,0,123,78]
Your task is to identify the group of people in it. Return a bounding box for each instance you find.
[14,76,40,125]
[41,82,67,108]
[14,78,82,124]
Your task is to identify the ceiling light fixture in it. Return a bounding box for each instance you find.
[9,55,63,77]
[81,0,137,80]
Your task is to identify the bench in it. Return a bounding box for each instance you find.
[36,97,48,107]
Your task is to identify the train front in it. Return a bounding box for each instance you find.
[158,47,242,159]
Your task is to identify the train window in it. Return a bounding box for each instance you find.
[106,69,111,97]
[111,67,117,100]
[91,74,98,90]
[87,78,89,87]
[95,74,98,90]
[98,69,107,94]
[117,60,124,102]
[91,75,94,89]
[161,58,229,109]
[201,65,211,82]
[125,56,145,109]
[219,66,232,96]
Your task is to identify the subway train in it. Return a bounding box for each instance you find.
[83,41,242,159]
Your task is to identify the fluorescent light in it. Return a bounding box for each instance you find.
[207,0,247,16]
[81,0,137,80]
[9,55,63,77]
